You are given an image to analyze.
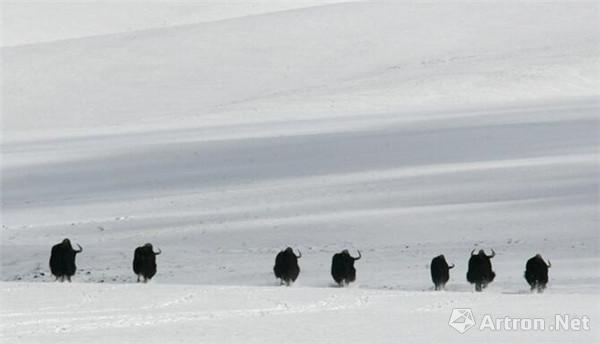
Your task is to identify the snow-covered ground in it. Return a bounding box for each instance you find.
[2,283,598,343]
[1,1,599,343]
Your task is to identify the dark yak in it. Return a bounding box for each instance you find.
[331,249,362,287]
[524,254,551,292]
[49,238,83,282]
[133,243,161,283]
[430,254,455,290]
[273,247,302,286]
[466,249,496,291]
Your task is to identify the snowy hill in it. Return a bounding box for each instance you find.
[1,1,599,343]
[3,1,598,136]
[0,0,349,47]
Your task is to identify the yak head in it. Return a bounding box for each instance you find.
[472,249,495,259]
[62,238,82,253]
[340,249,361,261]
[143,243,161,255]
[437,254,455,268]
[534,253,551,268]
[284,247,301,258]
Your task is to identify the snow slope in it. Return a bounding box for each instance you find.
[1,0,349,46]
[1,1,599,343]
[3,1,598,137]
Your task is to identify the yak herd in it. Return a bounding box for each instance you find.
[48,239,551,292]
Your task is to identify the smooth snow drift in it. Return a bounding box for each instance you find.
[1,1,599,343]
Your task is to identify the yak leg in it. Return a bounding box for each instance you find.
[475,282,482,292]
[531,281,542,293]
[137,275,141,283]
[66,276,71,283]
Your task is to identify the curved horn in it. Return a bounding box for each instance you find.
[153,248,161,255]
[75,244,83,253]
[448,263,455,269]
[546,259,551,268]
[471,249,476,256]
[487,249,495,258]
[353,250,362,260]
[295,249,302,258]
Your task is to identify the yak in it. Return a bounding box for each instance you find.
[331,249,362,287]
[430,254,455,290]
[133,243,161,283]
[466,249,496,292]
[49,238,83,282]
[273,247,302,286]
[525,254,551,292]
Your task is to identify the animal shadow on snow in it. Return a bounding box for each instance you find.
[502,289,542,295]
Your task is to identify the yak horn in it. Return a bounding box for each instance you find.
[296,249,302,258]
[471,249,476,256]
[353,250,362,260]
[546,259,551,268]
[449,263,455,269]
[154,248,162,255]
[487,249,495,258]
[75,244,83,253]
